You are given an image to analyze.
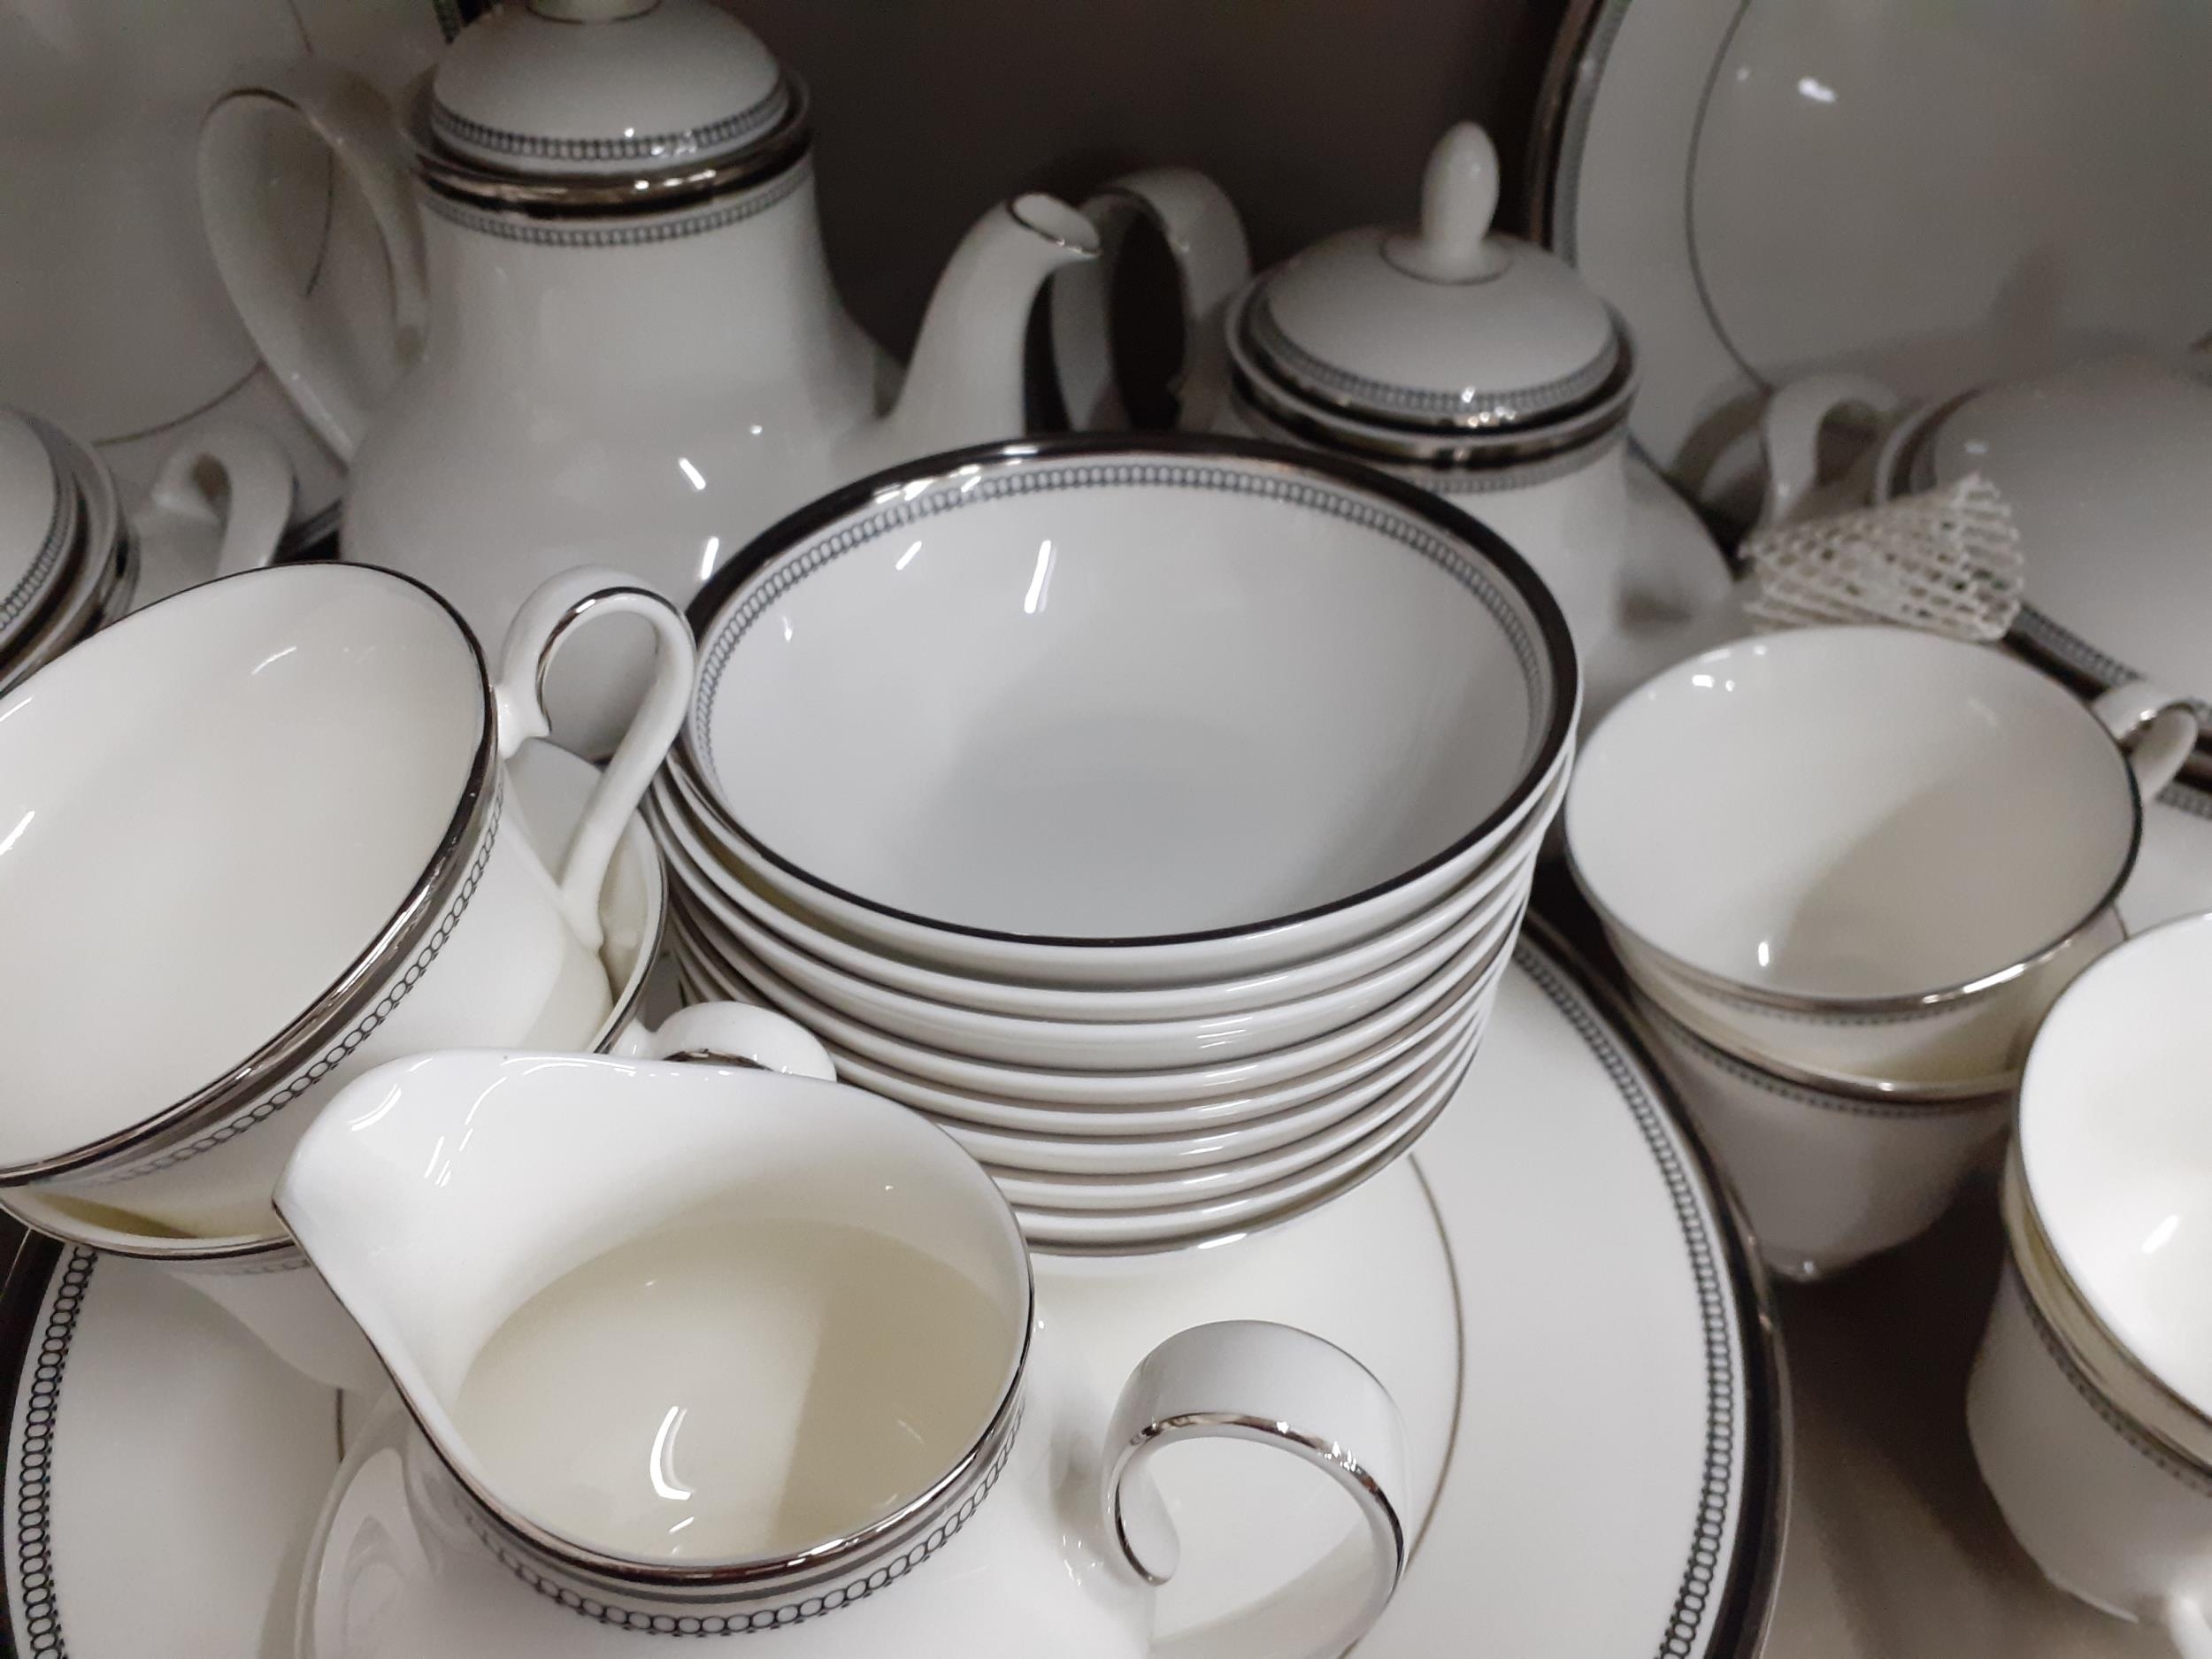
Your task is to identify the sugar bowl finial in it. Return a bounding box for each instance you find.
[1385,121,1507,282]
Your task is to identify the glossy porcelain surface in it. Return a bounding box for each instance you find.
[427,0,784,178]
[0,411,70,651]
[282,1049,1408,1657]
[1539,0,2212,523]
[0,563,692,1234]
[0,0,454,541]
[661,784,1536,1071]
[1572,627,2150,999]
[669,895,1517,1110]
[1901,353,2212,728]
[201,26,1094,749]
[0,421,133,695]
[683,437,1574,953]
[1633,990,2009,1279]
[0,930,1778,1659]
[2019,913,2212,1421]
[650,756,1555,1023]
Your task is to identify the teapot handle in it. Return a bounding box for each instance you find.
[493,567,695,952]
[1102,1320,1408,1659]
[198,62,427,462]
[1050,170,1251,433]
[1755,372,1901,530]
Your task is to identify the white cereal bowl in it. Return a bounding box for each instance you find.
[669,894,1521,1106]
[979,1018,1479,1210]
[1569,626,2191,1087]
[660,780,1535,1070]
[678,434,1577,986]
[653,754,1558,1019]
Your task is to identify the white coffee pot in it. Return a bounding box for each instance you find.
[281,1048,1409,1659]
[199,0,1098,750]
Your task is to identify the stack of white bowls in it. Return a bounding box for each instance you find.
[649,435,1580,1254]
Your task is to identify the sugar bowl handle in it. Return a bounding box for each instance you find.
[495,568,695,952]
[1104,1320,1408,1659]
[2092,679,2201,798]
[611,1001,838,1082]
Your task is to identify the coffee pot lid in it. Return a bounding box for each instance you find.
[0,411,79,651]
[426,0,801,196]
[1234,123,1623,436]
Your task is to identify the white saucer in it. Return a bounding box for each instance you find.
[1533,0,2212,526]
[0,921,1778,1657]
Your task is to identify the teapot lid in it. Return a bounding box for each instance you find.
[1234,124,1623,436]
[0,411,80,651]
[423,0,804,205]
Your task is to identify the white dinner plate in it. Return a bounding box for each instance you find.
[0,924,1778,1658]
[1532,0,2212,525]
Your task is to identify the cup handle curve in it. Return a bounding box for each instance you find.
[495,567,695,952]
[2092,678,2201,799]
[1102,1319,1408,1659]
[1755,372,1902,530]
[143,422,296,579]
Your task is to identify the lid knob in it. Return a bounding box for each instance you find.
[1384,122,1506,283]
[526,0,659,19]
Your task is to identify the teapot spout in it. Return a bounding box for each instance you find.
[881,194,1100,460]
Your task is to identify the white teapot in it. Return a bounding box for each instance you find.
[199,0,1097,750]
[1053,125,1733,729]
[280,1046,1408,1659]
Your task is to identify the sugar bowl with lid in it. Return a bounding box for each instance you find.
[198,0,1098,749]
[283,1048,1409,1657]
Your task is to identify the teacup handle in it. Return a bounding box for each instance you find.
[2092,679,2201,797]
[198,62,426,462]
[495,567,695,952]
[141,422,296,580]
[1049,169,1250,433]
[609,999,837,1081]
[1755,372,1902,530]
[1103,1320,1408,1659]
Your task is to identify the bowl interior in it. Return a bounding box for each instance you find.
[692,450,1557,941]
[1570,626,2134,999]
[2022,913,2212,1417]
[0,565,484,1168]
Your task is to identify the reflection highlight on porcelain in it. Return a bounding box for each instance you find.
[452,1214,1013,1563]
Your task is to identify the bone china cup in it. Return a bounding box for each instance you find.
[678,434,1578,986]
[1970,914,2212,1655]
[0,562,694,1237]
[1568,626,2199,1087]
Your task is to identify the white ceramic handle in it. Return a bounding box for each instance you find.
[610,999,837,1081]
[2093,678,2202,796]
[197,62,426,462]
[1756,372,1902,529]
[495,568,695,952]
[1050,168,1252,432]
[1103,1320,1408,1659]
[2161,1594,2212,1659]
[142,422,296,579]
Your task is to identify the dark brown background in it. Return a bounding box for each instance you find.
[732,0,1563,356]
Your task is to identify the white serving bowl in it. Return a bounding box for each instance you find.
[652,756,1559,1019]
[677,435,1576,987]
[668,894,1520,1106]
[660,779,1535,1070]
[977,1018,1479,1210]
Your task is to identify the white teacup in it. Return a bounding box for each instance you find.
[1569,626,2199,1088]
[1629,990,2008,1280]
[1970,912,2212,1656]
[0,561,693,1236]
